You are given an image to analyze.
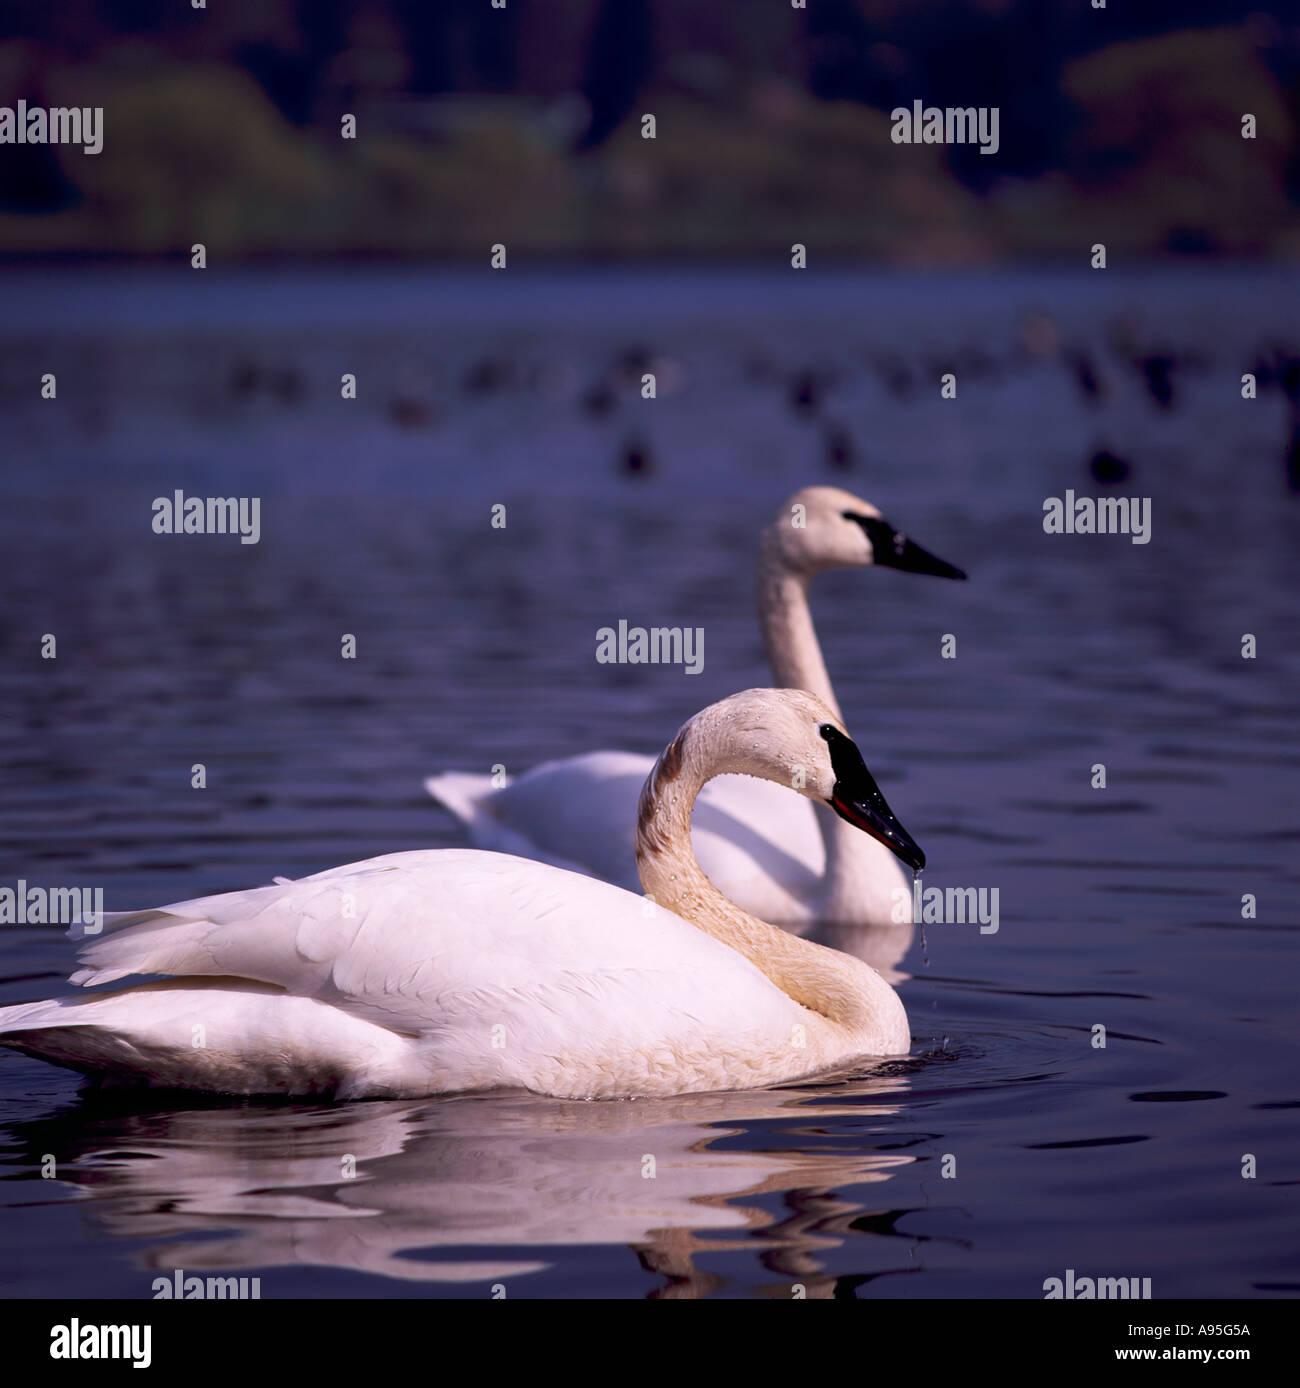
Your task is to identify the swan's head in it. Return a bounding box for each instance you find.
[765,486,966,581]
[642,688,925,873]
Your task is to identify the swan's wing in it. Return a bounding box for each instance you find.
[66,850,800,1056]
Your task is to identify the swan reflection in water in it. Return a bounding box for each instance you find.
[11,1066,920,1296]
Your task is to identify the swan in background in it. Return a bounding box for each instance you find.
[0,689,921,1100]
[427,486,963,929]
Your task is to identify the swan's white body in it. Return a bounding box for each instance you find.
[428,488,959,927]
[0,851,863,1100]
[0,691,913,1100]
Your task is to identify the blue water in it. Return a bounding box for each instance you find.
[0,266,1297,1298]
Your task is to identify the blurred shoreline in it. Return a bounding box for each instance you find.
[2,11,1298,264]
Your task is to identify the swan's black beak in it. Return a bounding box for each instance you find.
[848,513,967,581]
[820,724,926,872]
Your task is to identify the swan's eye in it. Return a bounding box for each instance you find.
[818,723,835,740]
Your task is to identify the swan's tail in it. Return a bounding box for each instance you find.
[0,981,415,1096]
[66,906,169,945]
[0,986,213,1082]
[424,771,501,826]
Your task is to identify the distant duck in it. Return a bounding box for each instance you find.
[790,370,822,418]
[1246,345,1300,402]
[228,360,303,406]
[824,421,856,472]
[1089,448,1131,485]
[271,368,305,406]
[1138,354,1177,410]
[615,345,654,383]
[1263,346,1300,492]
[581,380,618,418]
[619,435,653,476]
[388,396,436,430]
[462,358,515,397]
[1067,349,1104,405]
[1274,349,1300,405]
[874,357,914,400]
[229,358,262,398]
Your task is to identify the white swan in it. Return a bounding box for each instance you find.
[0,689,921,1100]
[427,486,962,929]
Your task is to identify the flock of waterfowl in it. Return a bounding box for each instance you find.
[0,485,965,1101]
[228,317,1300,490]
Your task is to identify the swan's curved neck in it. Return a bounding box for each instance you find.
[756,541,841,720]
[756,538,876,918]
[635,740,887,1034]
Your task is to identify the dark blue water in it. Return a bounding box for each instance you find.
[0,266,1297,1298]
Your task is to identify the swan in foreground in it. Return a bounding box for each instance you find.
[0,690,921,1100]
[427,487,962,928]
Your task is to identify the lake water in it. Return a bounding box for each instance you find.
[0,265,1296,1298]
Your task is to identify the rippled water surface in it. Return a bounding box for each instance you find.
[0,267,1297,1298]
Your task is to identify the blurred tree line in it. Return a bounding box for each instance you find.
[0,0,1297,260]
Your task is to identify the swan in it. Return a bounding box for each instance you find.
[0,689,921,1101]
[427,486,963,928]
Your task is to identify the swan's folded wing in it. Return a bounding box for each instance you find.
[69,851,513,999]
[69,860,391,993]
[66,849,788,1047]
